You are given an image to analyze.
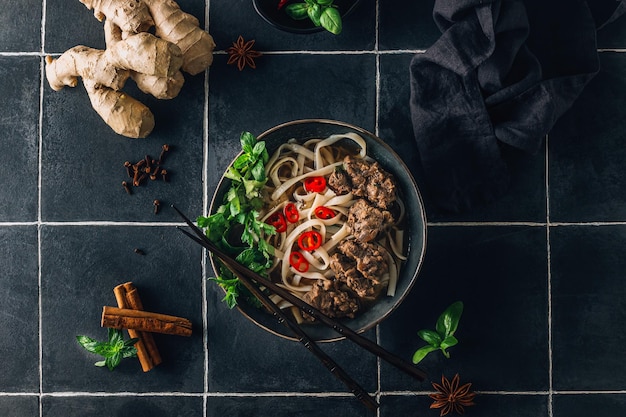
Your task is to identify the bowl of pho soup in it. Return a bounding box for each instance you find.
[208,119,427,342]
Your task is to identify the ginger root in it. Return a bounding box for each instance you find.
[45,32,181,138]
[87,87,155,139]
[79,0,215,75]
[143,0,216,75]
[45,0,215,138]
[45,45,156,138]
[79,0,154,34]
[104,19,184,100]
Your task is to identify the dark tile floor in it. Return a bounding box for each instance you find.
[1,0,626,416]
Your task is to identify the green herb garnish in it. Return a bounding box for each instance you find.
[76,328,139,371]
[412,301,464,365]
[198,131,276,308]
[285,0,343,35]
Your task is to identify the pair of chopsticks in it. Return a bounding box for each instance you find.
[172,205,427,410]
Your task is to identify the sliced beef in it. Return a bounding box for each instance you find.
[364,163,396,210]
[342,155,396,210]
[347,199,393,242]
[329,253,378,298]
[302,279,360,319]
[337,239,388,283]
[327,167,352,195]
[342,155,370,197]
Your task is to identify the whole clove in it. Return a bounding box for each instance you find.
[158,144,170,165]
[124,161,133,178]
[121,144,172,194]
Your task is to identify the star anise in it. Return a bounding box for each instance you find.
[429,374,476,416]
[226,35,262,71]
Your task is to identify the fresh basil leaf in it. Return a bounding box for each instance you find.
[412,345,438,364]
[122,346,138,359]
[436,301,463,338]
[224,166,242,182]
[320,7,342,34]
[440,335,458,350]
[252,140,266,159]
[285,3,310,20]
[251,159,266,182]
[108,328,123,345]
[76,336,101,354]
[77,329,140,370]
[93,343,115,356]
[317,0,333,5]
[417,329,442,347]
[308,3,322,26]
[106,353,122,371]
[240,131,256,154]
[233,152,250,170]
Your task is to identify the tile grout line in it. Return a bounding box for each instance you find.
[203,1,211,413]
[545,133,554,417]
[4,47,626,58]
[4,220,626,228]
[22,388,626,397]
[374,1,383,413]
[38,0,47,416]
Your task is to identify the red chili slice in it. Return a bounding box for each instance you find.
[297,230,323,251]
[303,176,326,193]
[284,203,300,223]
[289,251,309,273]
[314,206,336,220]
[267,211,287,233]
[277,0,288,9]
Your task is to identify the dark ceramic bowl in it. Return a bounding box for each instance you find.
[252,0,361,34]
[209,119,427,342]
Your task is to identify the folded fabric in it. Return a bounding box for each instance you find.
[409,0,625,212]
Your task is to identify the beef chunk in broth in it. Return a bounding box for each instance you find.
[302,238,390,319]
[347,199,393,242]
[329,253,378,298]
[327,167,352,195]
[342,155,396,210]
[302,279,360,319]
[337,239,389,283]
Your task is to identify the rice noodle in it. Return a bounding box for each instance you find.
[270,162,342,201]
[259,133,407,319]
[313,132,367,170]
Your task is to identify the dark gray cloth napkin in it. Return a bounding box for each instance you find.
[409,0,625,212]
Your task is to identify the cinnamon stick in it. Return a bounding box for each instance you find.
[113,282,162,372]
[101,305,192,337]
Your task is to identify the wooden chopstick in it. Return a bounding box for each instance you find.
[172,205,427,382]
[173,212,377,410]
[218,249,379,410]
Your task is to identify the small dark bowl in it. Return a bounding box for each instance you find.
[253,0,361,34]
[209,119,427,342]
